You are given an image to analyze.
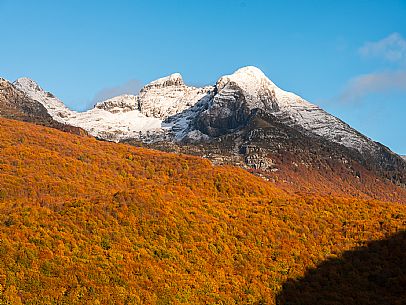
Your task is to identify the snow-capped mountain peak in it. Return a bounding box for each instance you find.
[217,66,274,93]
[216,66,313,109]
[138,73,213,120]
[221,66,270,83]
[14,77,42,92]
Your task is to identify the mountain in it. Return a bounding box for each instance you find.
[6,67,406,199]
[0,117,405,304]
[11,67,387,151]
[10,67,389,150]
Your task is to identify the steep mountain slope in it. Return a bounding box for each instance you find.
[0,78,60,125]
[0,78,85,135]
[0,118,405,304]
[13,77,73,121]
[10,67,406,194]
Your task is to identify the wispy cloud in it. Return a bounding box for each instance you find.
[338,33,406,103]
[91,79,143,106]
[340,71,406,102]
[359,33,406,64]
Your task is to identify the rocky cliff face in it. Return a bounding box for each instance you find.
[95,95,138,113]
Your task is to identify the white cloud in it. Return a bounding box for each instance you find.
[339,34,406,103]
[340,71,406,102]
[359,33,406,63]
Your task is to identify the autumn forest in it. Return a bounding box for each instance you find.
[0,118,405,304]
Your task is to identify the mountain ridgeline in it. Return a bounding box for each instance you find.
[1,67,406,201]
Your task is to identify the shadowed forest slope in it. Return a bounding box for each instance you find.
[277,231,406,305]
[0,118,405,304]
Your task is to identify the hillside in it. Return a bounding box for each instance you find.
[0,118,405,304]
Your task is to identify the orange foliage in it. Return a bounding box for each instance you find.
[0,118,405,304]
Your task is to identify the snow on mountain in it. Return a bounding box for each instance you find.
[137,73,213,119]
[67,106,162,142]
[12,67,381,154]
[14,77,73,122]
[13,73,215,142]
[272,85,378,154]
[13,79,164,141]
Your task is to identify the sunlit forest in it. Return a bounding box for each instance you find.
[0,118,405,304]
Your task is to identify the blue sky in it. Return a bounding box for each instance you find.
[0,0,405,154]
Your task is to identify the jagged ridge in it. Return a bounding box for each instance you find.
[10,67,384,154]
